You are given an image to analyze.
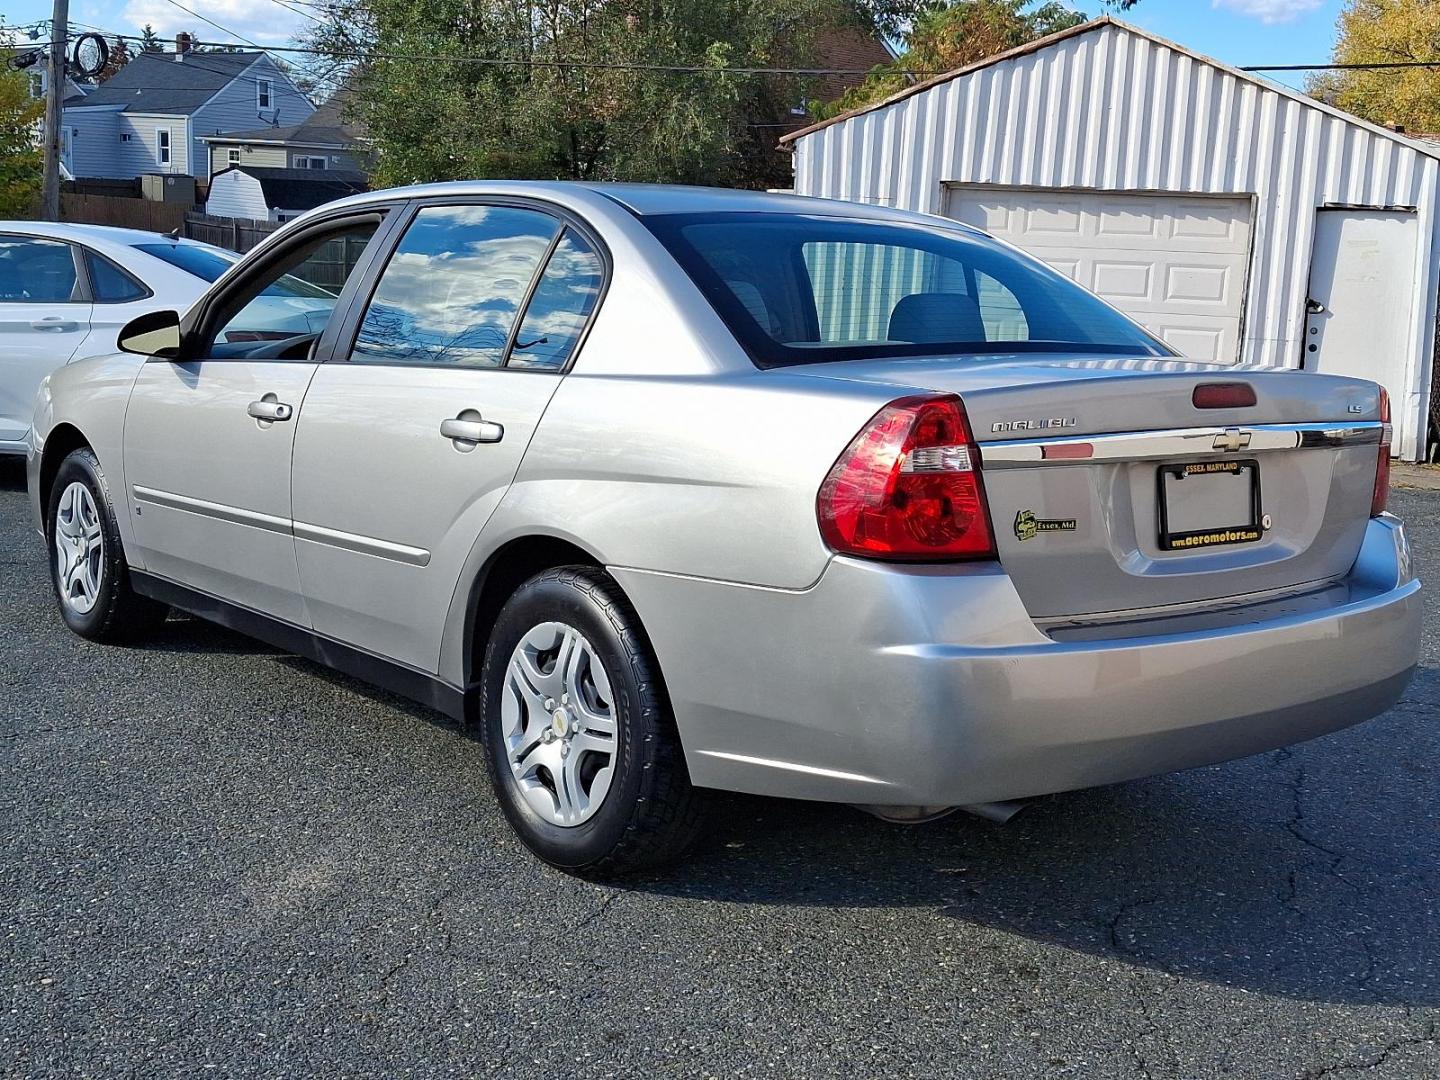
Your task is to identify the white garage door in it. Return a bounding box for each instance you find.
[944,188,1254,363]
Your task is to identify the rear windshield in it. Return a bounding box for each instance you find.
[133,243,335,298]
[643,212,1171,367]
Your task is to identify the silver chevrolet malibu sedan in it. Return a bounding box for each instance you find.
[27,183,1421,873]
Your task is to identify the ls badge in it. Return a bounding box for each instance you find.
[1014,509,1078,542]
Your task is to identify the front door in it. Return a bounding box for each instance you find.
[1304,209,1418,401]
[122,215,386,625]
[0,234,91,448]
[290,202,606,671]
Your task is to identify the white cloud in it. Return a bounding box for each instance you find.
[119,0,306,45]
[1211,0,1324,24]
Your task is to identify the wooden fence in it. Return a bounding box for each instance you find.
[59,194,190,234]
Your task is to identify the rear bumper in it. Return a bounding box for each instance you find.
[612,514,1421,807]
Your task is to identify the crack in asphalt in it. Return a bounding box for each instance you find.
[1299,1018,1439,1078]
[1270,749,1361,893]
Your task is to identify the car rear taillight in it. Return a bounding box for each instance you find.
[817,394,995,561]
[1372,386,1392,517]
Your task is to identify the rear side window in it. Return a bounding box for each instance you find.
[508,229,603,371]
[0,236,79,303]
[352,205,559,368]
[85,250,149,302]
[644,213,1167,367]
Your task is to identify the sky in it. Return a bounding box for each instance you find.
[3,0,1347,91]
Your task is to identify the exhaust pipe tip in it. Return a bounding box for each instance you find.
[960,799,1033,824]
[855,799,1035,825]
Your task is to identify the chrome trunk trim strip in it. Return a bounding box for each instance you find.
[979,422,1384,468]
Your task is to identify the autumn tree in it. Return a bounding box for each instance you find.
[0,66,44,216]
[1309,0,1440,132]
[812,0,1086,121]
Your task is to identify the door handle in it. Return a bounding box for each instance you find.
[247,398,293,422]
[441,415,504,445]
[1306,297,1326,315]
[31,317,77,332]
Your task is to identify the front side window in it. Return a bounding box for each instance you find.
[352,204,559,368]
[201,221,376,357]
[0,236,79,303]
[85,250,149,302]
[644,213,1168,367]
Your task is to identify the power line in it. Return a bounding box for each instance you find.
[46,25,1440,79]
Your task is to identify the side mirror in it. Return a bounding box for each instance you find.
[117,309,182,357]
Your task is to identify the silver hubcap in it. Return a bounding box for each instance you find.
[54,482,104,615]
[502,622,617,827]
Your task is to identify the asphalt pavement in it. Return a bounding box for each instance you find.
[2,456,1437,1079]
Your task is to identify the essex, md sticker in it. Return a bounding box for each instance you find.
[1014,509,1078,542]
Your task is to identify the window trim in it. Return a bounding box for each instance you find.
[169,204,406,364]
[226,148,240,164]
[157,127,171,166]
[330,195,612,376]
[0,233,86,305]
[257,78,273,111]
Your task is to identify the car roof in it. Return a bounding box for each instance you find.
[0,221,206,247]
[313,181,946,224]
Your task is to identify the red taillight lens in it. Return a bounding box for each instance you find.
[1372,385,1392,517]
[817,394,995,561]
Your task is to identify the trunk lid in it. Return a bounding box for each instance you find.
[792,354,1387,620]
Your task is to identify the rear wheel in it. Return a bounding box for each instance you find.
[47,447,167,642]
[479,566,705,875]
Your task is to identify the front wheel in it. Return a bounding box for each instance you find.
[479,566,706,875]
[47,447,168,642]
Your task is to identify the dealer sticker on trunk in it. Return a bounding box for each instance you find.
[1014,509,1078,542]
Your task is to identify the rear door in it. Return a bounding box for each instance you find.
[0,234,91,448]
[290,200,606,671]
[123,211,392,624]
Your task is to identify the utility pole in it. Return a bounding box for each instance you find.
[40,0,70,221]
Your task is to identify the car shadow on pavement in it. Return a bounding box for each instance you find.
[0,457,25,492]
[628,675,1440,1009]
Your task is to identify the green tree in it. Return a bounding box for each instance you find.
[139,23,164,52]
[0,66,44,217]
[303,0,848,188]
[812,0,1086,121]
[1309,0,1440,132]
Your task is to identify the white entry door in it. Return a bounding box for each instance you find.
[1304,209,1418,409]
[944,188,1254,363]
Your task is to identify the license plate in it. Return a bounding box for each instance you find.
[1157,459,1263,551]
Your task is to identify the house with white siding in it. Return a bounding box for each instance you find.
[781,16,1440,461]
[63,36,313,183]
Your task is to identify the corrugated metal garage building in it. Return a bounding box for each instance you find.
[782,16,1440,460]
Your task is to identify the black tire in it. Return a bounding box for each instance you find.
[46,447,168,643]
[479,566,706,875]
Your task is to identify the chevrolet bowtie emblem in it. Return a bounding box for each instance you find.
[1213,427,1252,453]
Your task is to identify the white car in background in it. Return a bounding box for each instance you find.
[0,223,336,456]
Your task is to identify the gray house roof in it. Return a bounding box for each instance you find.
[200,91,364,148]
[69,50,267,114]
